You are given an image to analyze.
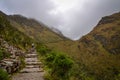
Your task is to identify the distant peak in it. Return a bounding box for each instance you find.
[51,27,64,36]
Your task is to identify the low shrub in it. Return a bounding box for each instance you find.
[37,45,74,80]
[36,45,51,56]
[0,49,4,60]
[0,48,10,60]
[44,51,74,80]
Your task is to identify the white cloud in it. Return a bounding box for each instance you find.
[50,0,79,13]
[0,0,120,40]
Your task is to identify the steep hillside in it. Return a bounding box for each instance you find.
[8,15,70,43]
[71,12,120,80]
[0,11,34,49]
[0,11,36,79]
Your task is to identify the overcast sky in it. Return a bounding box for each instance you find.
[0,0,120,40]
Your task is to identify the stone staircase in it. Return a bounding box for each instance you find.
[20,50,43,73]
[12,48,44,80]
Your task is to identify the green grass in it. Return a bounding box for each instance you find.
[0,69,9,80]
[36,45,74,80]
[0,11,35,77]
[0,48,10,60]
[0,15,34,50]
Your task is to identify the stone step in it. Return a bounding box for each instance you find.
[26,65,40,68]
[20,68,44,73]
[26,62,42,65]
[25,54,38,58]
[25,58,38,62]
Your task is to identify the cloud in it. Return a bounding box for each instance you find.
[0,0,120,40]
[0,0,64,27]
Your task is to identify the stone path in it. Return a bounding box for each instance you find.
[12,48,44,80]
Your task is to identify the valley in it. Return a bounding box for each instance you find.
[0,11,120,80]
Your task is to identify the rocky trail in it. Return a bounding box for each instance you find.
[12,47,44,80]
[0,38,44,80]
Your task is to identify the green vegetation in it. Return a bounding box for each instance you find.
[0,14,34,50]
[0,48,10,60]
[0,48,4,60]
[37,45,73,80]
[0,11,34,79]
[0,69,9,80]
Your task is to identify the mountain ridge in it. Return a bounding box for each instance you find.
[8,14,70,43]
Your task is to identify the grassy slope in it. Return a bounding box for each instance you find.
[0,11,35,80]
[0,11,34,50]
[8,15,69,43]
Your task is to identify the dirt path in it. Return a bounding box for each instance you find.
[12,48,44,80]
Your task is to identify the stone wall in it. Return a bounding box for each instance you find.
[0,38,25,74]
